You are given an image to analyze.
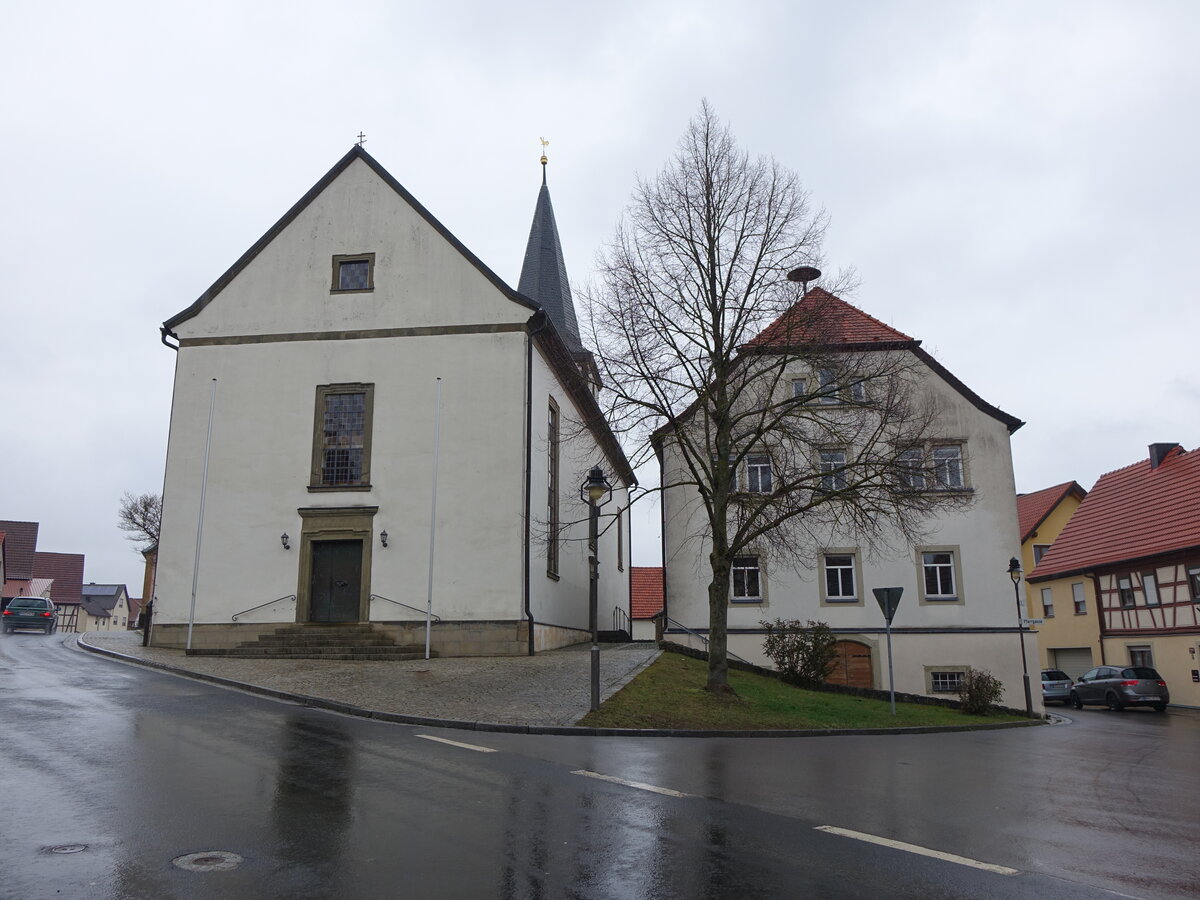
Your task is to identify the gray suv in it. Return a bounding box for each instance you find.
[1070,665,1169,712]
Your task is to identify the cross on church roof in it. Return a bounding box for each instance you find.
[356,132,367,146]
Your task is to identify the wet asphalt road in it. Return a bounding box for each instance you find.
[1,632,1197,899]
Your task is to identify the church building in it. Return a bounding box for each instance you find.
[153,145,633,656]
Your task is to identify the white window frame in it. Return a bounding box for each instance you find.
[731,556,764,603]
[1142,572,1160,606]
[1033,544,1051,564]
[1118,576,1135,608]
[819,449,848,491]
[1041,586,1054,618]
[822,553,859,603]
[746,454,773,494]
[1072,582,1087,615]
[932,445,965,490]
[897,447,926,490]
[918,548,962,604]
[929,670,965,693]
[791,377,808,401]
[817,368,839,405]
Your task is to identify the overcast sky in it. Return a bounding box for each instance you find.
[3,0,1197,591]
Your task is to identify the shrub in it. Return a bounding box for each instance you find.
[957,667,1005,715]
[760,619,838,687]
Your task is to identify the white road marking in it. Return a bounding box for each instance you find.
[572,770,693,798]
[814,826,1019,876]
[415,734,497,753]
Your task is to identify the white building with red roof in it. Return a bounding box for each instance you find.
[659,289,1034,706]
[1029,443,1200,706]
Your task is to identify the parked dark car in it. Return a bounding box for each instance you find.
[1070,665,1169,712]
[1040,669,1073,705]
[2,597,58,634]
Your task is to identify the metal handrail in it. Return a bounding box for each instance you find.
[231,594,296,622]
[663,616,751,665]
[612,605,631,635]
[369,594,442,623]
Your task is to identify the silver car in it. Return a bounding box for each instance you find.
[1040,669,1073,705]
[1070,665,1169,712]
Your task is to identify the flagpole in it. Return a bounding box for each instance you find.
[187,378,217,652]
[425,378,442,660]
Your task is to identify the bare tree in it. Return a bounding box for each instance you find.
[584,102,969,693]
[118,491,161,552]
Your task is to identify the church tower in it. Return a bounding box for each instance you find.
[517,146,600,391]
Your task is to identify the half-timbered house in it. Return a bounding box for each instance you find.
[1029,443,1200,706]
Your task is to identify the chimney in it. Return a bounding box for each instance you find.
[1149,443,1180,469]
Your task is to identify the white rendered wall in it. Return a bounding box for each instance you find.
[526,344,631,635]
[156,331,528,625]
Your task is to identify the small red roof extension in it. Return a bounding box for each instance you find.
[745,288,914,349]
[630,567,664,619]
[1016,481,1086,543]
[1029,446,1200,580]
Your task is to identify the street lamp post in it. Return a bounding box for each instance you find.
[1008,557,1034,717]
[581,466,613,712]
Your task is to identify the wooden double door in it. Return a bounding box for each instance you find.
[308,539,363,623]
[829,640,874,688]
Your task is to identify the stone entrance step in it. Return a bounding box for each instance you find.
[187,623,437,659]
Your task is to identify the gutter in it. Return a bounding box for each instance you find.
[523,310,550,656]
[160,325,179,351]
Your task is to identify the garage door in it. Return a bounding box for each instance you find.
[1052,647,1094,680]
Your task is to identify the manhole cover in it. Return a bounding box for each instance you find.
[45,845,87,854]
[172,850,243,872]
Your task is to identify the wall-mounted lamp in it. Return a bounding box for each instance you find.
[380,530,389,548]
[280,532,290,550]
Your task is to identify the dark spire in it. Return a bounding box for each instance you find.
[518,157,583,354]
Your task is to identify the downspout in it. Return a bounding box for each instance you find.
[152,323,180,648]
[523,311,550,656]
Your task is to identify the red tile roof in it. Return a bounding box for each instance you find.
[630,567,664,619]
[1016,481,1086,542]
[32,552,85,605]
[0,520,40,580]
[745,288,915,349]
[1029,445,1200,579]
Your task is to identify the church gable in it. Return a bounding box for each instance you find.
[165,147,536,341]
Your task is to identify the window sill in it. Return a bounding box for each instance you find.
[308,483,373,492]
[330,288,375,295]
[730,598,764,605]
[923,596,960,603]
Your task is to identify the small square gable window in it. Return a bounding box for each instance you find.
[331,253,375,293]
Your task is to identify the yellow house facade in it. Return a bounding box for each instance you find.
[1016,482,1099,679]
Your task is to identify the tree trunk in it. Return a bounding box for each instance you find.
[706,552,734,694]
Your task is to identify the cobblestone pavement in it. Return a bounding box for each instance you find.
[78,631,661,727]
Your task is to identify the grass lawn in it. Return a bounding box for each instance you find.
[578,652,1027,730]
